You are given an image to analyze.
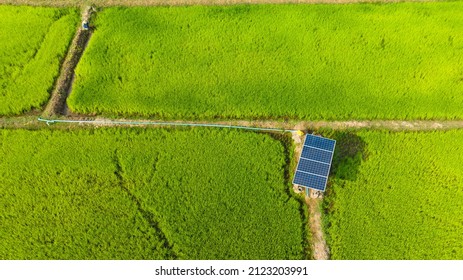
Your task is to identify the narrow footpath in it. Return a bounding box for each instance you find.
[306,194,329,260]
[43,6,94,116]
[30,117,463,132]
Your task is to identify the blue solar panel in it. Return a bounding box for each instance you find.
[293,134,336,192]
[301,146,332,164]
[297,158,330,177]
[293,171,327,191]
[304,135,336,152]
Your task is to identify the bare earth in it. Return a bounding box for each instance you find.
[291,131,304,194]
[306,194,329,260]
[4,116,463,131]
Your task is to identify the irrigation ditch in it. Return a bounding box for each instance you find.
[43,6,94,117]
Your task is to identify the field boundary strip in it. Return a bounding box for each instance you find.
[37,117,298,132]
[35,117,463,131]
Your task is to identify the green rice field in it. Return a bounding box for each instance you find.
[0,6,79,115]
[324,130,463,259]
[2,1,463,262]
[69,3,463,120]
[0,128,306,259]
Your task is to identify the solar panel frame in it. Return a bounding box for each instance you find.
[293,134,336,192]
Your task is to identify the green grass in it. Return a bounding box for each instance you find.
[0,6,79,116]
[324,130,463,259]
[69,3,463,120]
[0,128,305,259]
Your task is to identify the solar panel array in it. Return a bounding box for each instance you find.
[293,134,336,192]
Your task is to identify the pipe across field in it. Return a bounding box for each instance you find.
[37,117,298,133]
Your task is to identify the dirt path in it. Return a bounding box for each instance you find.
[43,6,94,117]
[23,117,463,132]
[306,194,329,260]
[3,116,463,132]
[291,120,463,131]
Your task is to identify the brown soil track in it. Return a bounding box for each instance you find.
[4,116,463,131]
[0,0,439,7]
[43,7,93,117]
[40,118,463,131]
[306,195,329,260]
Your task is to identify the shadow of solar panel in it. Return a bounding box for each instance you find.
[293,171,327,191]
[304,135,336,151]
[298,158,330,176]
[301,146,332,164]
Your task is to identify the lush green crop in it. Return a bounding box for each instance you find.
[324,130,463,259]
[69,3,463,120]
[0,128,305,259]
[0,6,79,116]
[0,129,171,259]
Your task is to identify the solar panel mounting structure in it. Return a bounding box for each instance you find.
[293,134,336,195]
